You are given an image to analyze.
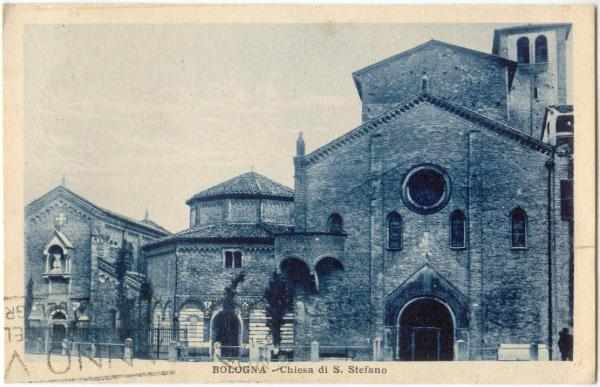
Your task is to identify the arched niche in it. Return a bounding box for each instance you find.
[279,257,315,294]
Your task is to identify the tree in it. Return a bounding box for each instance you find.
[264,271,294,348]
[222,272,246,313]
[139,280,153,329]
[24,278,33,333]
[115,237,134,340]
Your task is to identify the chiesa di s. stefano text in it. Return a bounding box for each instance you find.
[25,23,574,362]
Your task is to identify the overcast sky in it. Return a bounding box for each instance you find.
[25,23,529,232]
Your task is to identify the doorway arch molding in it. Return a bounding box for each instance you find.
[385,264,470,360]
[385,264,469,329]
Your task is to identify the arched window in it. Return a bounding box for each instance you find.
[517,37,530,63]
[450,210,466,248]
[511,208,527,248]
[327,213,344,234]
[387,212,403,250]
[535,35,548,63]
[224,250,243,269]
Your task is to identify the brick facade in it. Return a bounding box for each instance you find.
[25,186,168,343]
[353,40,514,124]
[25,24,573,361]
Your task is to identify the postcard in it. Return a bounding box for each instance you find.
[3,4,596,384]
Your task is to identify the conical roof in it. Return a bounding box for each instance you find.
[186,171,293,204]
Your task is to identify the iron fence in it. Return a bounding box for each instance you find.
[25,325,499,362]
[318,345,372,361]
[25,326,188,359]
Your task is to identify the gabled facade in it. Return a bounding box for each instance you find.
[286,89,573,360]
[352,39,517,123]
[25,185,169,351]
[280,23,572,361]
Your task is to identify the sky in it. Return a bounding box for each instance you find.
[24,23,532,232]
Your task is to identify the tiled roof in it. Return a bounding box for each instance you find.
[140,218,171,234]
[145,222,293,247]
[352,39,517,96]
[186,171,293,204]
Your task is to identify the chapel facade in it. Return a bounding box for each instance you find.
[24,185,169,352]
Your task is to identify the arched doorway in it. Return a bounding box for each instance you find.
[212,311,240,358]
[397,298,454,361]
[50,311,67,350]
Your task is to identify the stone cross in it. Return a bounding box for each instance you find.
[55,213,67,229]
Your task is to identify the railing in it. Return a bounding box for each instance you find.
[318,345,372,361]
[138,328,188,359]
[26,326,510,362]
[25,326,187,359]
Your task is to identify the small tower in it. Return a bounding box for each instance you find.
[294,132,307,231]
[296,132,306,157]
[492,24,571,136]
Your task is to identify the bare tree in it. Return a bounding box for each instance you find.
[264,271,294,348]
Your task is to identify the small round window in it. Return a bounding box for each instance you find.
[402,165,450,214]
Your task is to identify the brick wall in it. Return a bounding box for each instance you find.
[261,199,293,225]
[354,42,510,123]
[196,200,224,226]
[299,99,555,355]
[175,242,275,298]
[228,199,259,223]
[25,189,167,332]
[26,200,92,302]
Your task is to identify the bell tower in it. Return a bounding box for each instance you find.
[492,24,571,136]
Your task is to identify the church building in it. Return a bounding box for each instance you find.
[24,185,169,352]
[25,23,574,361]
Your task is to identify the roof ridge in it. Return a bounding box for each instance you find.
[304,92,552,165]
[422,93,553,153]
[142,222,278,248]
[353,39,516,78]
[304,93,427,164]
[26,185,170,235]
[186,170,293,204]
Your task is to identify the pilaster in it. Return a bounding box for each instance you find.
[369,133,385,340]
[467,130,484,359]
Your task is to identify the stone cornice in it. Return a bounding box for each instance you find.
[176,245,274,254]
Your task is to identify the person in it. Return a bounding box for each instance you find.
[558,327,573,361]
